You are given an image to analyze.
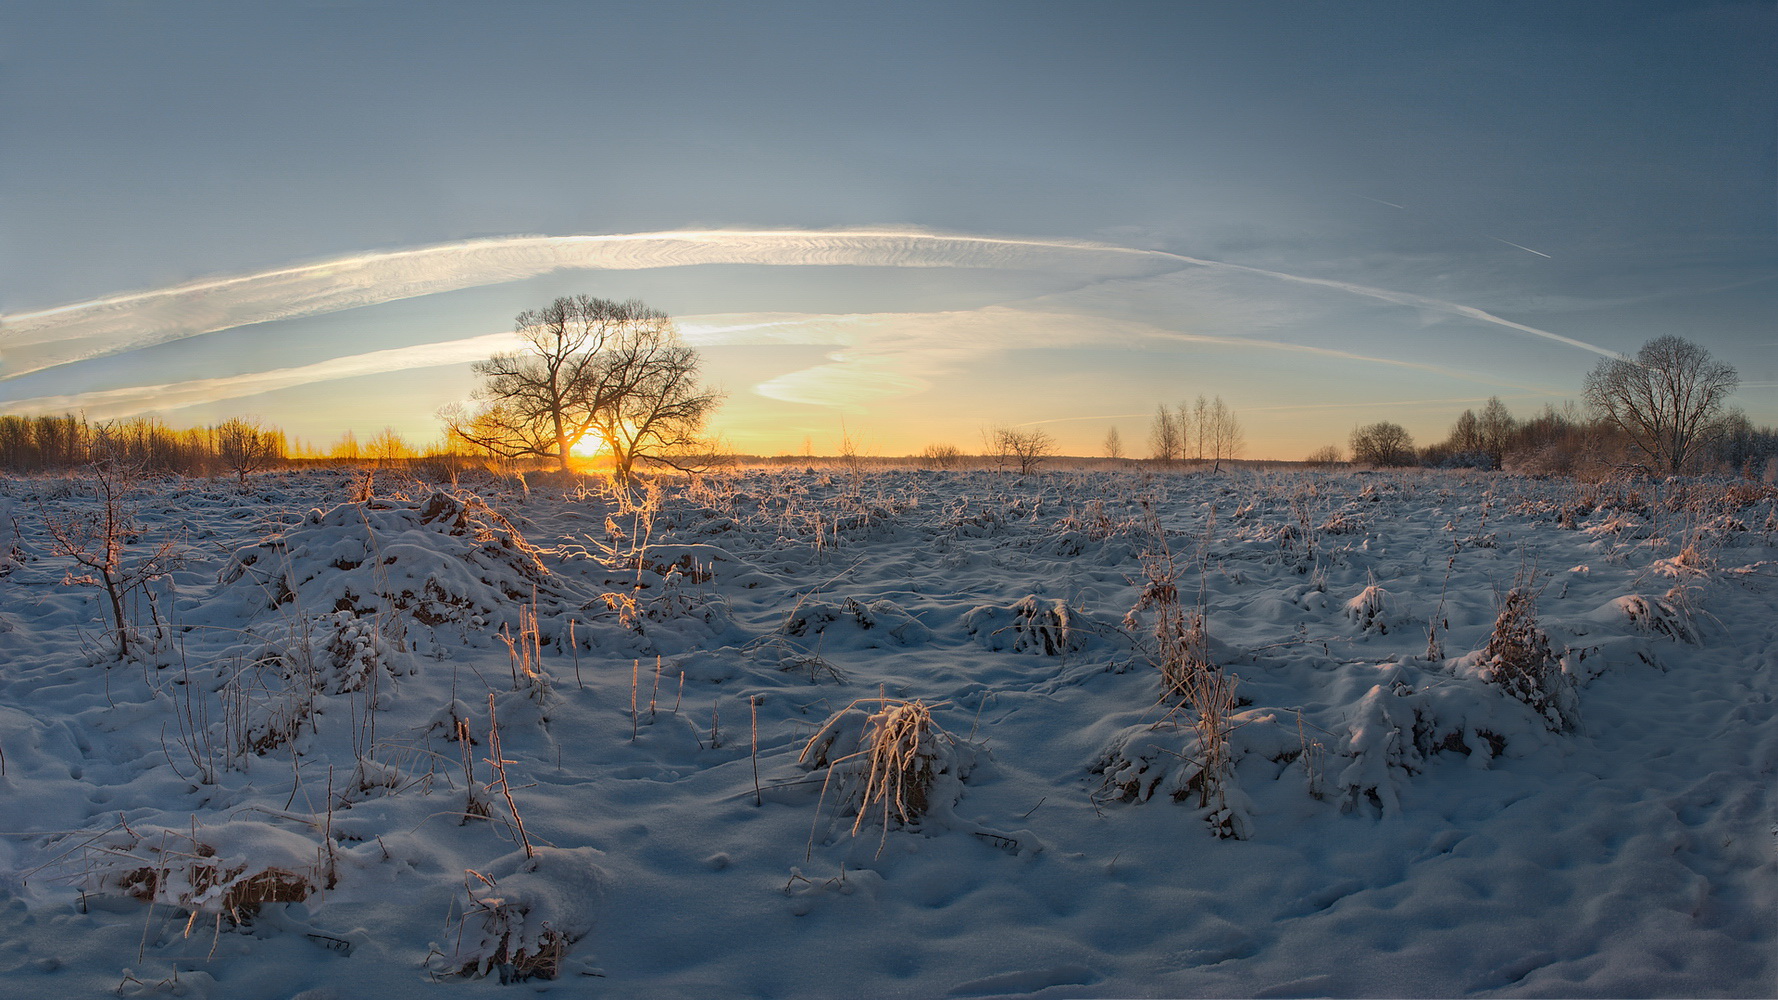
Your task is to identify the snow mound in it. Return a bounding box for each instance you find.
[963,595,1105,655]
[75,820,325,925]
[432,847,607,983]
[218,492,555,628]
[778,597,933,648]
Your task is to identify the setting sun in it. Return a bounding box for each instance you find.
[569,434,609,458]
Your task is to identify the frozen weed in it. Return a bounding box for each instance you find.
[1475,588,1576,731]
[1343,577,1392,634]
[801,698,966,856]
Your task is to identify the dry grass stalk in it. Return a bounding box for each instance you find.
[800,698,954,856]
[495,596,548,698]
[1127,503,1247,838]
[457,717,492,824]
[484,693,534,858]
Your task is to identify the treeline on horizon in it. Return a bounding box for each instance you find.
[1,404,1776,480]
[1330,398,1778,480]
[0,415,471,477]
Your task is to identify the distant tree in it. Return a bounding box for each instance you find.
[1478,396,1515,465]
[1149,405,1180,463]
[1206,396,1243,472]
[330,431,361,462]
[1351,421,1417,467]
[1103,426,1124,460]
[215,417,279,486]
[364,427,412,466]
[1190,395,1210,463]
[986,425,1055,476]
[1449,409,1482,453]
[921,442,963,469]
[1584,335,1739,474]
[1305,445,1343,468]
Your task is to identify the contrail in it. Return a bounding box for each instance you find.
[0,305,1557,419]
[0,227,1618,381]
[1357,196,1408,210]
[1489,236,1553,259]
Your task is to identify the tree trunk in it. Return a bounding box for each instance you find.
[102,572,130,658]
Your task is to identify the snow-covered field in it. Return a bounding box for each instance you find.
[0,465,1772,998]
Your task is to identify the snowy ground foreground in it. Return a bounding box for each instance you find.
[0,466,1773,998]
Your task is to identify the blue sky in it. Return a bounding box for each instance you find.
[2,1,1773,458]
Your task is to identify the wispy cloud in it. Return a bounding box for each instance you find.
[0,333,524,420]
[0,299,1558,421]
[0,227,1619,384]
[0,229,1168,379]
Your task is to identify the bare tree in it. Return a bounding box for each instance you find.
[1207,396,1244,473]
[1351,421,1417,467]
[446,296,720,475]
[214,417,279,486]
[1103,426,1124,460]
[921,443,963,469]
[40,459,178,659]
[330,430,361,463]
[595,331,723,482]
[1190,395,1210,463]
[1305,445,1343,468]
[363,427,412,466]
[1584,335,1739,474]
[1149,405,1179,463]
[986,425,1055,476]
[1448,409,1481,453]
[1479,396,1515,465]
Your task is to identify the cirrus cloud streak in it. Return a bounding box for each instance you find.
[0,228,1618,384]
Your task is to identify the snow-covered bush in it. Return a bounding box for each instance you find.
[1091,704,1256,841]
[1607,592,1701,644]
[781,597,932,648]
[1337,676,1508,816]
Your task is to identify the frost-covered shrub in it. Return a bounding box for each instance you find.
[316,610,412,694]
[1471,589,1576,731]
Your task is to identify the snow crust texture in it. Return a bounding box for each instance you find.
[0,466,1773,997]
